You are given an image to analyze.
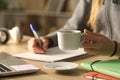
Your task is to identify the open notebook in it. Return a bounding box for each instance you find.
[0,52,39,77]
[14,47,87,62]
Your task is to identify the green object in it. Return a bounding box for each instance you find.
[0,0,8,10]
[80,59,120,78]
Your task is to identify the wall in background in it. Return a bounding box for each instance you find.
[0,0,79,36]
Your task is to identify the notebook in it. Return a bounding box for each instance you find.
[14,47,87,62]
[0,52,40,77]
[84,71,120,80]
[80,59,120,78]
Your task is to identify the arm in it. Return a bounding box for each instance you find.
[47,0,92,47]
[27,0,93,54]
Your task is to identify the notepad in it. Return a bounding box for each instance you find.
[80,59,120,78]
[14,47,87,62]
[84,71,120,80]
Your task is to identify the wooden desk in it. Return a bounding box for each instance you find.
[0,36,117,80]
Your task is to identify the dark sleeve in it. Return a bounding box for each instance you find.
[47,0,92,47]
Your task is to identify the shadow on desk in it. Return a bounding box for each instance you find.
[59,54,94,62]
[55,68,89,76]
[0,70,46,79]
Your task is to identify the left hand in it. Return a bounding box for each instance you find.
[82,29,115,56]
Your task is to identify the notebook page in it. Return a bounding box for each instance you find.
[14,47,87,62]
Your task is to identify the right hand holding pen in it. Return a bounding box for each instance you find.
[27,36,49,54]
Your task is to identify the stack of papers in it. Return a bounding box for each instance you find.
[14,47,87,62]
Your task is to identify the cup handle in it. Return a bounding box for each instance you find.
[80,33,84,42]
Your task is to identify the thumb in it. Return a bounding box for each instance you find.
[84,29,91,34]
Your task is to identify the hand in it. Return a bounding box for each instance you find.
[82,29,115,56]
[27,36,49,54]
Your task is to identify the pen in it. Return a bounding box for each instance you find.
[30,24,42,47]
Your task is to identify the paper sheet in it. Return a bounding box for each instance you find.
[14,47,87,62]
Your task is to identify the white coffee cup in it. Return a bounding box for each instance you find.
[57,30,82,51]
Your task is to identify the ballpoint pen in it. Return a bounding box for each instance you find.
[30,24,42,48]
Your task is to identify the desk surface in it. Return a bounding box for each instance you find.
[0,36,117,80]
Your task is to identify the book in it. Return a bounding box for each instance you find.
[84,71,120,80]
[80,59,120,78]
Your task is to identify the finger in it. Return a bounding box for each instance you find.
[83,34,100,44]
[84,29,99,36]
[40,37,48,50]
[84,48,93,53]
[84,29,101,40]
[27,38,34,45]
[34,39,42,47]
[27,38,46,54]
[27,38,36,50]
[27,44,44,54]
[84,48,97,55]
[83,43,97,48]
[83,41,99,49]
[84,33,98,40]
[33,45,45,54]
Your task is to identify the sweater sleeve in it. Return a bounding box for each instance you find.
[47,0,92,47]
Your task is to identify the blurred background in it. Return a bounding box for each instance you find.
[0,0,79,36]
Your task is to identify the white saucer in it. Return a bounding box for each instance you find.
[43,62,79,71]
